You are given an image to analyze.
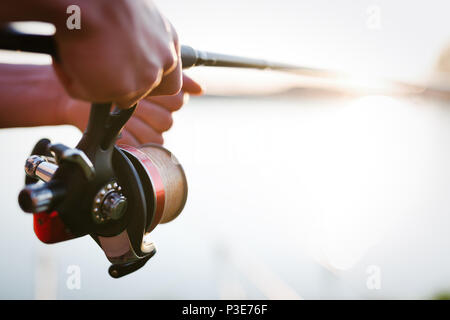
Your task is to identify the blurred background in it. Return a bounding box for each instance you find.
[1,0,450,299]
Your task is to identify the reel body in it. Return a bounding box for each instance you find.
[19,103,187,278]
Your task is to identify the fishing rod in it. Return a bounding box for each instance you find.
[0,25,345,279]
[0,25,338,77]
[3,26,447,97]
[0,24,447,279]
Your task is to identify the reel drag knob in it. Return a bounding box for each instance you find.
[102,192,127,220]
[92,183,128,224]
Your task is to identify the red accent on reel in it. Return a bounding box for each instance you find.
[33,211,75,244]
[120,145,166,233]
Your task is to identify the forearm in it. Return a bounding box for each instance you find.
[0,64,66,128]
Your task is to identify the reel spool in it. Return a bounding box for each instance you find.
[121,144,188,231]
[18,103,188,278]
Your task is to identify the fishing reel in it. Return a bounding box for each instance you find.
[18,103,187,278]
[0,24,327,278]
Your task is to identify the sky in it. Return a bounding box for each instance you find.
[155,0,450,93]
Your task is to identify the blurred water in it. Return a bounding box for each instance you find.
[1,95,450,299]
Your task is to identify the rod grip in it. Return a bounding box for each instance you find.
[0,26,58,58]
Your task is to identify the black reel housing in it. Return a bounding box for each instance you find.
[19,103,157,278]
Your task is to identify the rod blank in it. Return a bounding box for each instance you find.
[0,26,337,77]
[180,44,339,78]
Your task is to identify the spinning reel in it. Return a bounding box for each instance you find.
[19,103,188,278]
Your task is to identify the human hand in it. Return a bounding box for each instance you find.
[53,0,182,109]
[63,74,203,146]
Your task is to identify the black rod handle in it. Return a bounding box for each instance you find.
[0,26,195,68]
[0,26,58,58]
